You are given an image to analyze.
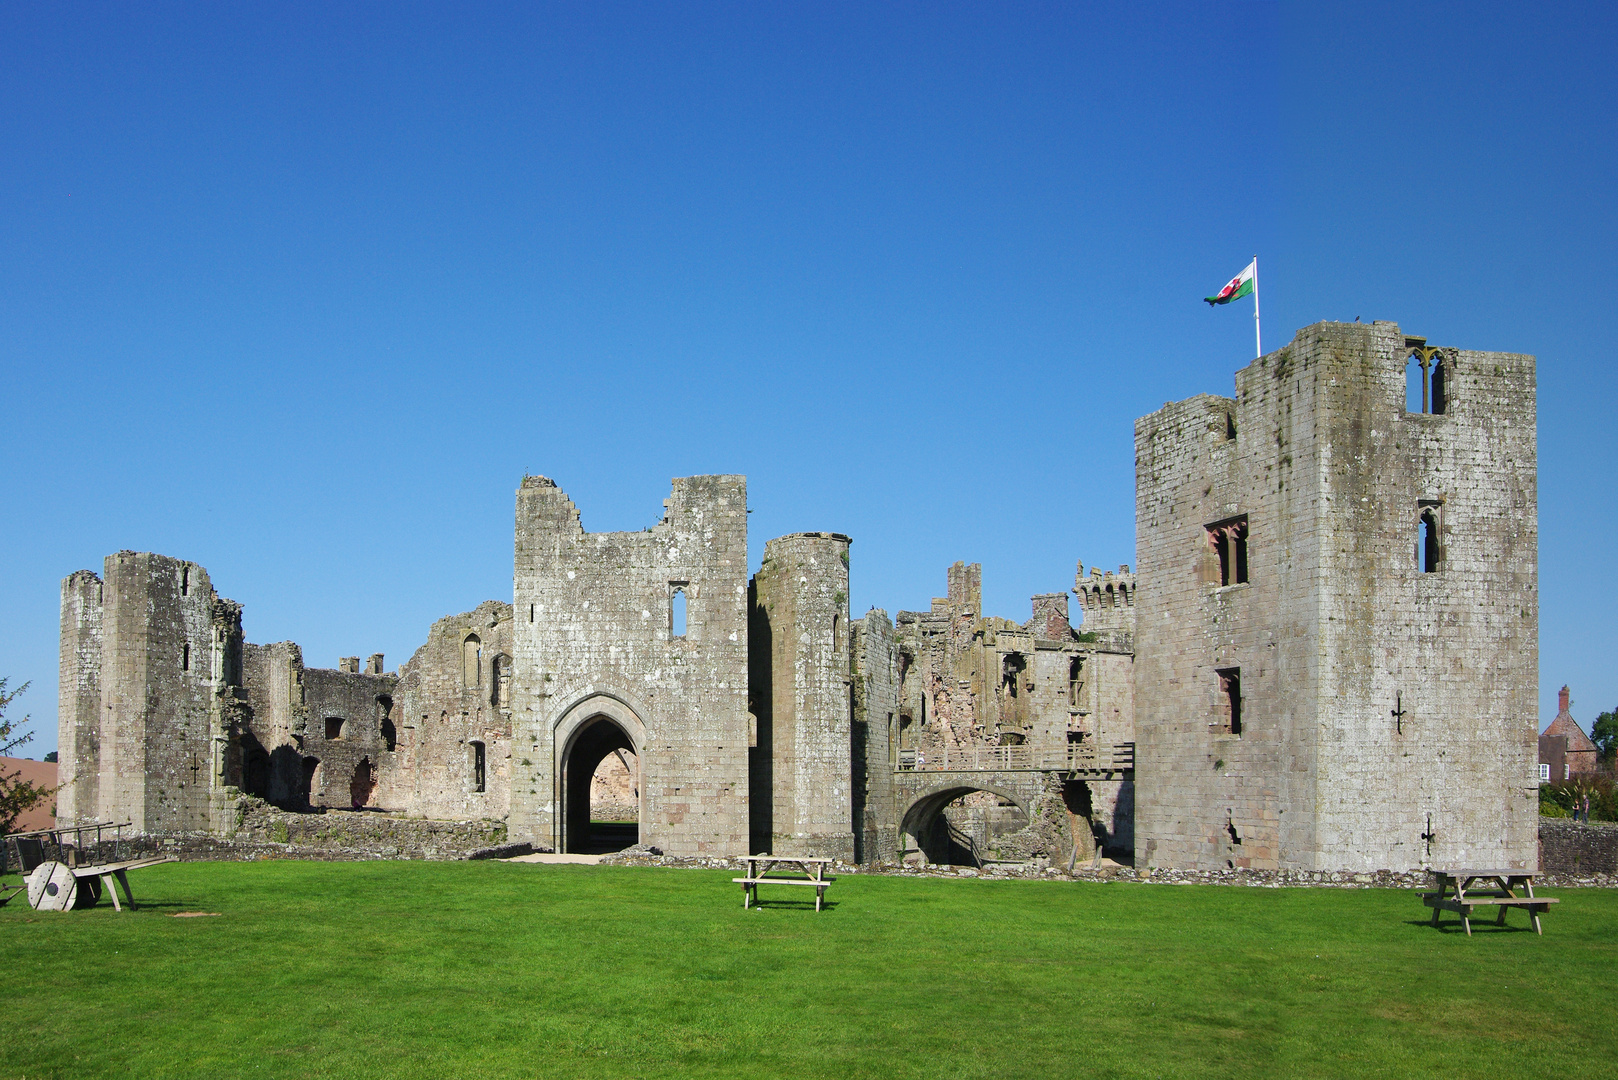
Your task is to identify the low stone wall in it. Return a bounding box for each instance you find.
[599,852,1617,888]
[1539,819,1618,876]
[36,798,520,864]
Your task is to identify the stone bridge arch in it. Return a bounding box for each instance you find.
[895,772,1049,868]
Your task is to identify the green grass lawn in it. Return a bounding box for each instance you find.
[2,862,1614,1079]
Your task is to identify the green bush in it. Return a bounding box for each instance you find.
[1541,774,1618,821]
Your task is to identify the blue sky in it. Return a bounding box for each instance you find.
[3,3,1613,754]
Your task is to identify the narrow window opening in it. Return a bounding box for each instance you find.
[181,565,190,596]
[1418,507,1440,573]
[182,642,190,671]
[1406,341,1448,415]
[1407,354,1427,413]
[1215,668,1242,735]
[529,603,535,623]
[471,741,486,792]
[378,696,396,751]
[1207,516,1249,586]
[463,634,482,687]
[326,716,345,740]
[832,613,840,649]
[1225,815,1242,845]
[1068,655,1084,707]
[493,655,512,709]
[670,585,687,638]
[1225,412,1237,440]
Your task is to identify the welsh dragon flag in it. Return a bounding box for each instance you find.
[1205,260,1256,306]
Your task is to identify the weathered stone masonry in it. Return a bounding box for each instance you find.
[56,319,1539,874]
[1133,321,1537,873]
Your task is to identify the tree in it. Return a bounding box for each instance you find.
[1592,707,1618,767]
[1,679,55,836]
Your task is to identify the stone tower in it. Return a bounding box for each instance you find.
[748,532,855,860]
[1133,321,1538,872]
[509,475,751,856]
[57,552,245,833]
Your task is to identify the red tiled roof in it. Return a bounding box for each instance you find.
[1544,713,1598,755]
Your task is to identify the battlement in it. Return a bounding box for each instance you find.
[1073,562,1135,635]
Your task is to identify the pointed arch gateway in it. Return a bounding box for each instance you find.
[553,694,648,854]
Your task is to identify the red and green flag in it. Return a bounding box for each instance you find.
[1205,260,1256,306]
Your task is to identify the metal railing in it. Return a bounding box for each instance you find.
[895,742,1134,773]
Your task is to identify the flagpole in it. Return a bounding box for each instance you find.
[1252,255,1262,358]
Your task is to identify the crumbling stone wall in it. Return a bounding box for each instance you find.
[853,609,898,864]
[393,601,514,820]
[57,553,244,834]
[1133,321,1538,872]
[55,570,103,826]
[749,532,855,859]
[509,475,751,856]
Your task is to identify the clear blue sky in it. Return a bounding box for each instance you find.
[4,3,1614,754]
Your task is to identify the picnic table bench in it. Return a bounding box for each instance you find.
[1423,869,1558,936]
[733,855,835,911]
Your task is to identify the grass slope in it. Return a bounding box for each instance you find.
[3,862,1615,1079]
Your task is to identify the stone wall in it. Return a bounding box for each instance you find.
[58,553,245,835]
[853,609,898,864]
[1134,321,1538,873]
[510,475,751,856]
[55,570,102,826]
[749,532,855,859]
[1538,819,1618,875]
[393,601,514,820]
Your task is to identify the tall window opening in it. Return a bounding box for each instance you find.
[471,741,486,792]
[1068,656,1084,707]
[492,655,512,709]
[1418,507,1441,573]
[181,565,190,595]
[670,584,688,638]
[1208,516,1249,586]
[463,634,482,688]
[182,643,190,671]
[1215,668,1242,735]
[378,696,396,751]
[1406,339,1448,415]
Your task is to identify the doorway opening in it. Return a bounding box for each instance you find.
[562,716,640,854]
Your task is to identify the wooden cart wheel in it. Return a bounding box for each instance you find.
[26,862,78,911]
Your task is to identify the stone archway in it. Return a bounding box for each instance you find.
[561,717,637,853]
[554,695,648,854]
[900,785,1030,868]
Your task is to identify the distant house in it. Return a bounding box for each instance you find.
[0,756,58,832]
[1539,686,1598,783]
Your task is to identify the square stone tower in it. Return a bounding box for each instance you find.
[509,475,750,856]
[1133,321,1537,872]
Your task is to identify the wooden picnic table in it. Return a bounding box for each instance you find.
[1423,869,1558,936]
[733,855,835,911]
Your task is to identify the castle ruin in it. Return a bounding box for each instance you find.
[56,321,1540,872]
